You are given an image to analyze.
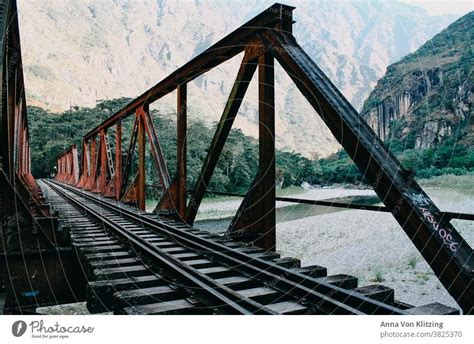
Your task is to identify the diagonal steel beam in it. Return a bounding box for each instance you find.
[260,30,473,313]
[185,54,258,224]
[138,105,171,190]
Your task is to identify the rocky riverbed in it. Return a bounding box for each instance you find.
[195,176,473,310]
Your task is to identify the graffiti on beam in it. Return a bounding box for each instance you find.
[405,192,460,252]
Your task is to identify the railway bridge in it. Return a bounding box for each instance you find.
[0,0,472,315]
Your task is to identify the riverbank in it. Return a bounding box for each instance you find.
[195,174,473,310]
[276,175,473,309]
[195,187,376,222]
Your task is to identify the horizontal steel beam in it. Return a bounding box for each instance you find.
[82,3,294,141]
[198,190,474,220]
[57,144,77,157]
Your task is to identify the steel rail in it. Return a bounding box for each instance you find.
[45,180,278,315]
[48,180,407,315]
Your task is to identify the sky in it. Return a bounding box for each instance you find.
[400,0,473,15]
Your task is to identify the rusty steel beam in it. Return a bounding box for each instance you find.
[92,130,108,193]
[69,145,79,185]
[81,3,295,142]
[115,121,122,200]
[176,84,187,217]
[55,145,79,185]
[199,189,474,221]
[102,122,122,199]
[76,141,89,188]
[115,107,171,209]
[139,105,171,190]
[59,156,65,182]
[185,53,258,224]
[1,1,61,314]
[84,136,97,190]
[99,130,108,192]
[228,52,276,251]
[260,29,473,313]
[120,117,138,199]
[137,110,146,210]
[155,84,188,215]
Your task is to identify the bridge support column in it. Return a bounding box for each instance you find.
[115,121,122,200]
[137,111,146,210]
[156,85,188,217]
[176,84,187,217]
[228,53,276,251]
[84,136,97,190]
[76,141,89,188]
[92,130,107,193]
[70,145,79,185]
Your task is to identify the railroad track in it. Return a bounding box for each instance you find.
[39,179,459,315]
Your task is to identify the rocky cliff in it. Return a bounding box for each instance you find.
[361,11,473,149]
[17,0,458,157]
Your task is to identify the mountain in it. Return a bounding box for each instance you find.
[17,0,458,158]
[361,11,473,149]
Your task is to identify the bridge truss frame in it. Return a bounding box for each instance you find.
[51,3,473,313]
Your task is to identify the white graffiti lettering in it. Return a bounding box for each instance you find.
[420,208,459,252]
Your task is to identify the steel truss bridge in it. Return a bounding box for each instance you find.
[0,0,472,315]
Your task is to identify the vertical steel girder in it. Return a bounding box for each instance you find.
[227,53,276,251]
[91,130,108,193]
[121,116,138,199]
[156,84,188,216]
[137,110,146,210]
[76,141,89,188]
[102,121,123,200]
[115,121,122,200]
[176,84,187,217]
[83,136,97,190]
[141,106,171,190]
[120,107,172,210]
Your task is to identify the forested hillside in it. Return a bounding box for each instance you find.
[28,99,314,193]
